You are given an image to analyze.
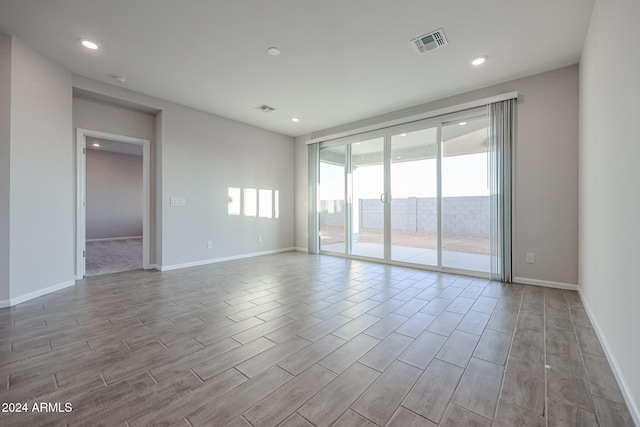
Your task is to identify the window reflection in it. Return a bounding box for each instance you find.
[244,188,257,217]
[259,189,273,218]
[228,187,241,215]
[229,187,279,219]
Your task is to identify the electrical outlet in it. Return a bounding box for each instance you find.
[526,252,535,264]
[206,241,212,249]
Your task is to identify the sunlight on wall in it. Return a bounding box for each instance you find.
[228,187,280,219]
[244,188,257,217]
[259,189,273,218]
[228,187,241,215]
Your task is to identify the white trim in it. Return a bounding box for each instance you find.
[159,248,296,272]
[306,91,518,144]
[578,289,640,426]
[76,128,151,278]
[148,264,162,271]
[76,130,86,278]
[0,280,75,308]
[294,247,309,253]
[513,276,579,290]
[86,236,142,242]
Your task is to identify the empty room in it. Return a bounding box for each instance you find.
[0,1,638,426]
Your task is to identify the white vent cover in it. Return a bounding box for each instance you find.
[411,28,448,54]
[255,104,276,113]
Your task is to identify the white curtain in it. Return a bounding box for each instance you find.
[489,98,515,282]
[308,143,320,254]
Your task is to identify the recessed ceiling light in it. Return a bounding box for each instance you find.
[267,47,281,56]
[400,133,407,137]
[291,117,300,122]
[80,38,99,50]
[92,143,100,147]
[471,56,487,66]
[458,122,467,126]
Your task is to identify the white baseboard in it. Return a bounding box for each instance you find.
[0,280,76,308]
[513,276,579,291]
[148,264,162,271]
[159,247,296,272]
[86,236,142,242]
[294,247,309,253]
[578,289,640,426]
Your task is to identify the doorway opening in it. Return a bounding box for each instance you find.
[76,129,151,278]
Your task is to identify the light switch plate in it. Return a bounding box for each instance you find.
[170,197,186,206]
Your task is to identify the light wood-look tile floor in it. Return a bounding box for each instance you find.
[0,252,634,426]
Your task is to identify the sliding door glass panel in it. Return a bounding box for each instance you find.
[319,145,346,253]
[390,127,439,266]
[350,138,384,259]
[441,115,491,272]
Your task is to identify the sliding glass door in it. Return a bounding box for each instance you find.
[319,145,346,253]
[441,116,491,273]
[390,127,438,267]
[350,138,385,259]
[317,107,492,276]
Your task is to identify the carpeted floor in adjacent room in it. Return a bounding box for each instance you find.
[85,238,143,277]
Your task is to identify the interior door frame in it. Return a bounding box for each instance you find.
[75,128,151,278]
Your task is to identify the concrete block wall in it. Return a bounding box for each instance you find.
[319,200,345,227]
[360,196,490,234]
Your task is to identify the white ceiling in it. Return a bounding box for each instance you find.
[0,0,594,137]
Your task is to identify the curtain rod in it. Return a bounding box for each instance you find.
[306,91,518,145]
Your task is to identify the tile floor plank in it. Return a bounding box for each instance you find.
[297,362,379,427]
[242,364,336,427]
[399,330,447,369]
[435,329,481,368]
[402,358,464,423]
[351,360,423,426]
[318,333,380,374]
[440,403,492,427]
[0,252,632,427]
[186,366,293,426]
[387,406,437,426]
[277,333,346,375]
[235,336,312,378]
[499,355,545,415]
[451,357,504,420]
[359,331,414,372]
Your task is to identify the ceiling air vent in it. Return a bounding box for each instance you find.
[411,28,448,54]
[255,104,276,113]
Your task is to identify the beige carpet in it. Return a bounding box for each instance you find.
[85,238,143,277]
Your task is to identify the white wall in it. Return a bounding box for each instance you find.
[72,75,295,270]
[580,0,640,420]
[0,33,295,305]
[296,66,580,287]
[86,149,143,240]
[160,103,295,266]
[73,96,157,261]
[0,33,11,302]
[8,36,74,300]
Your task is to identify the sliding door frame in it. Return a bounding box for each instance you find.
[317,107,490,278]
